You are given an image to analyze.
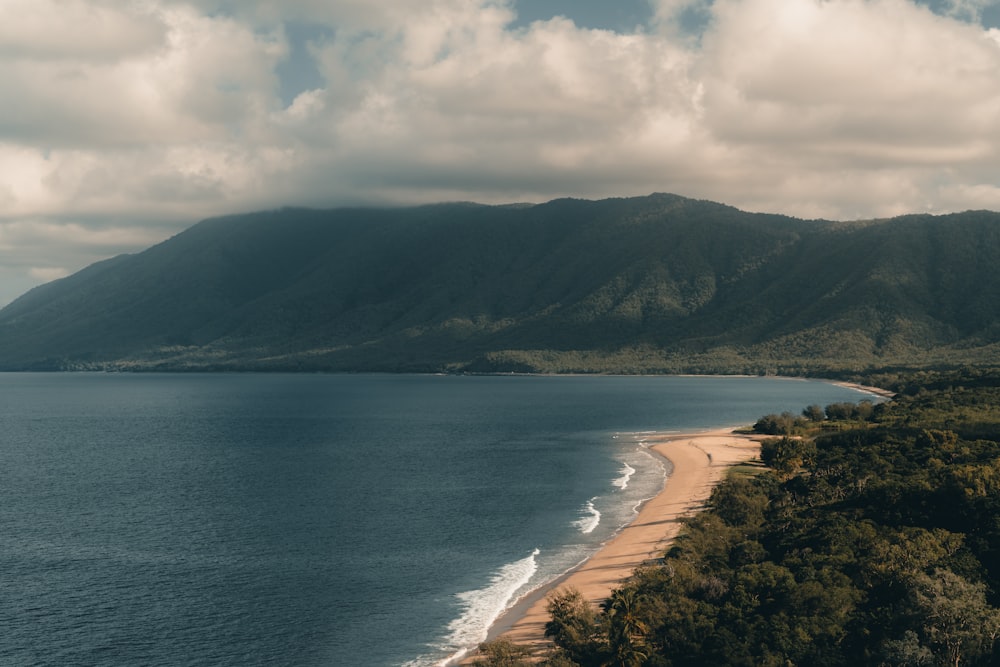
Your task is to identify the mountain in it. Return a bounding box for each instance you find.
[2,193,1000,374]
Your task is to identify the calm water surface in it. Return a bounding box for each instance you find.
[0,373,874,666]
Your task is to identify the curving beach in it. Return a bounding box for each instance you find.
[471,427,764,659]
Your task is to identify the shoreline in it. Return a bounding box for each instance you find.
[459,426,765,662]
[829,380,897,400]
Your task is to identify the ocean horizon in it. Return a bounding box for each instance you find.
[0,373,875,666]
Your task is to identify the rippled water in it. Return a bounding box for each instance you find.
[0,373,872,666]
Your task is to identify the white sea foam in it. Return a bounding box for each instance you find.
[613,462,636,490]
[423,548,540,666]
[572,498,601,534]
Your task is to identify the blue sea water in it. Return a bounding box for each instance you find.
[0,373,875,666]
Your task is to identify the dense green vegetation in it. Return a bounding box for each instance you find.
[1,194,1000,373]
[474,373,1000,666]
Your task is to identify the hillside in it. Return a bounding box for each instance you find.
[2,193,1000,374]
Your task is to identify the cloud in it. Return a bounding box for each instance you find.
[691,0,1000,216]
[0,218,172,258]
[701,0,1000,147]
[279,0,1000,216]
[0,0,168,62]
[28,266,70,282]
[267,10,704,205]
[0,215,174,306]
[938,0,993,22]
[3,0,1000,305]
[1,4,285,150]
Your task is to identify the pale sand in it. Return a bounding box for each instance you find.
[471,427,763,659]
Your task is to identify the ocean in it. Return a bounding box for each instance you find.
[0,373,874,666]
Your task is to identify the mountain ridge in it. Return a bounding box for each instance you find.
[2,193,999,375]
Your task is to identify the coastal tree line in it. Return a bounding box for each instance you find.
[474,372,1000,666]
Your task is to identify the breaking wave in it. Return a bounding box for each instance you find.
[572,498,601,534]
[415,548,541,666]
[613,462,636,490]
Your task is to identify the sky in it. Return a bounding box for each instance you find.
[2,0,1000,307]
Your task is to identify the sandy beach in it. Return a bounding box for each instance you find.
[470,427,764,659]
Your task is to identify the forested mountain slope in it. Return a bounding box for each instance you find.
[1,194,999,373]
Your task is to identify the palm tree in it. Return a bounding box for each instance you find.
[602,587,650,667]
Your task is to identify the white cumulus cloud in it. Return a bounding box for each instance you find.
[2,0,1000,305]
